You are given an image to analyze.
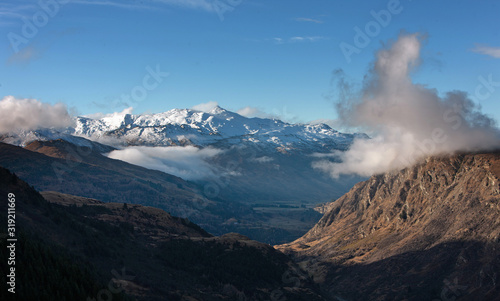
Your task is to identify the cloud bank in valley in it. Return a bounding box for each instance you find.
[107,145,223,181]
[314,33,500,178]
[0,96,73,133]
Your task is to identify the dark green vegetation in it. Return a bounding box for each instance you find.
[157,238,288,297]
[0,166,326,300]
[0,168,131,301]
[0,232,132,301]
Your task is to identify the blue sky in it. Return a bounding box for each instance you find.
[1,0,500,124]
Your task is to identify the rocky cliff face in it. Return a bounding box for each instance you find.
[278,152,500,300]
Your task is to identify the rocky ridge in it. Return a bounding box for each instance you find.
[278,152,500,300]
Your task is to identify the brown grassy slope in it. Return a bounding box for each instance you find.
[277,152,500,300]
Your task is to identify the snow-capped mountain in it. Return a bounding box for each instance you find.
[74,105,363,152]
[2,105,364,153]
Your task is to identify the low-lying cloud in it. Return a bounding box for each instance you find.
[314,33,500,178]
[0,96,73,133]
[107,145,223,181]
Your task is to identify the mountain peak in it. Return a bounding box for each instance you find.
[207,105,227,115]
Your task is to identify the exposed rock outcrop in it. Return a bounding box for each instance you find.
[278,152,500,300]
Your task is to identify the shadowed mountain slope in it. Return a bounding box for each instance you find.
[0,166,326,300]
[0,140,259,235]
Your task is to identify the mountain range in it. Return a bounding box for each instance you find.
[0,106,365,244]
[2,105,363,150]
[0,106,365,204]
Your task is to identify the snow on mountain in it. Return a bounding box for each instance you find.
[1,105,365,153]
[71,106,361,152]
[1,128,94,148]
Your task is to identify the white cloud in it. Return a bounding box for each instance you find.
[272,36,327,44]
[314,33,500,178]
[237,106,300,123]
[273,38,284,44]
[471,45,500,58]
[0,96,73,133]
[290,36,324,42]
[152,0,214,11]
[107,145,224,180]
[78,107,134,146]
[1,0,217,31]
[70,0,154,10]
[236,106,274,119]
[191,101,219,113]
[84,107,133,120]
[236,106,260,117]
[294,17,323,24]
[70,0,215,12]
